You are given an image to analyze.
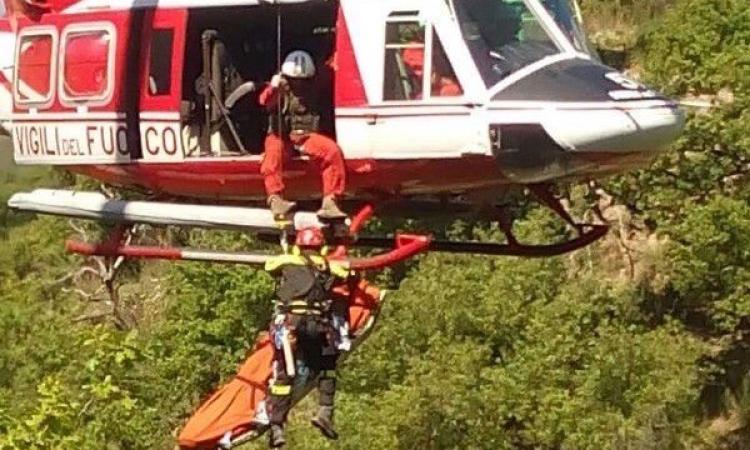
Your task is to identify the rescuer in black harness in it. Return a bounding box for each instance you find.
[265,227,350,448]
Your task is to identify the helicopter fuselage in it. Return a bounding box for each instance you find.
[1,0,684,202]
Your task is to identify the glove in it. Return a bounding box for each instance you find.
[270,73,283,88]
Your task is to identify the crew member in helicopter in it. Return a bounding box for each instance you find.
[259,50,347,220]
[265,226,351,448]
[402,44,461,98]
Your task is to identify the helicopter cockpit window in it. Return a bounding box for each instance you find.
[383,19,426,101]
[453,0,560,86]
[540,0,592,54]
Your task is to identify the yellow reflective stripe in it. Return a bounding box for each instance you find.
[270,384,292,396]
[329,262,350,278]
[265,253,349,278]
[289,301,309,306]
[308,255,328,269]
[321,370,336,378]
[264,254,307,272]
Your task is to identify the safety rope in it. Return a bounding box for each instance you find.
[273,0,293,252]
[275,0,283,138]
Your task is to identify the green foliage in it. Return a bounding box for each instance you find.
[254,259,704,450]
[664,196,750,334]
[639,0,750,96]
[580,0,675,49]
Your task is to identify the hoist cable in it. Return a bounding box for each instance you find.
[275,0,283,136]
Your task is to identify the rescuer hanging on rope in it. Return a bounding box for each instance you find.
[265,227,351,448]
[259,51,348,220]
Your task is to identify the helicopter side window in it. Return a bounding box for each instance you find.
[383,17,462,101]
[60,25,115,107]
[148,29,175,96]
[15,30,56,108]
[383,19,425,101]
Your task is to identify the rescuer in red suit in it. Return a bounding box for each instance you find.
[259,50,347,220]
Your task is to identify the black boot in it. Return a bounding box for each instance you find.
[269,424,286,448]
[311,406,338,440]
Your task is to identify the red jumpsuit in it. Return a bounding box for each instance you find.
[259,84,346,197]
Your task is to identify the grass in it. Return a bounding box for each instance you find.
[0,137,14,171]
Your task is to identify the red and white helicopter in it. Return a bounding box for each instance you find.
[1,0,685,262]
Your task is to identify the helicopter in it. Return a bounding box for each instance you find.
[2,0,684,262]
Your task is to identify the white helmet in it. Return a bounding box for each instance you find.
[281,50,316,79]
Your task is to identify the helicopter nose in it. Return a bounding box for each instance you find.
[540,100,685,171]
[490,59,685,183]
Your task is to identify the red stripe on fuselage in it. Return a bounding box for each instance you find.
[66,157,506,201]
[0,71,10,91]
[61,148,652,202]
[334,7,367,107]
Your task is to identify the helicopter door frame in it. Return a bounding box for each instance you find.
[336,0,488,160]
[138,8,189,163]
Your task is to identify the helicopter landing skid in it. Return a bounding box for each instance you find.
[351,225,607,258]
[411,183,608,258]
[455,182,609,258]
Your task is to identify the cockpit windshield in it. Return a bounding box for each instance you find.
[540,0,593,54]
[453,0,561,87]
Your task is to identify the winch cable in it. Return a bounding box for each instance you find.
[275,0,283,141]
[274,0,293,252]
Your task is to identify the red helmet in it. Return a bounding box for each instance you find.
[295,227,325,248]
